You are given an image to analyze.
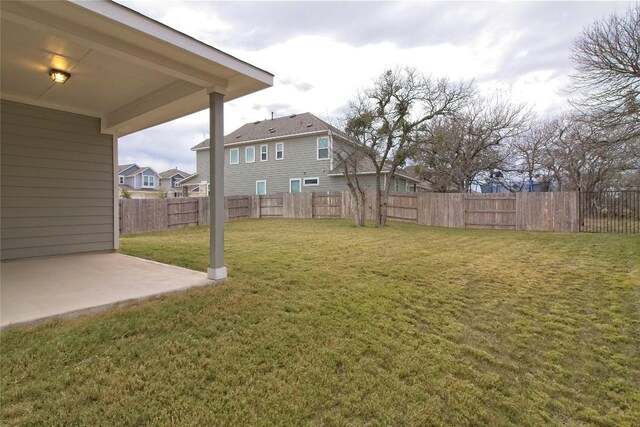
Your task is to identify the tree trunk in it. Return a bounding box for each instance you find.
[347,184,364,227]
[380,176,392,226]
[375,172,383,227]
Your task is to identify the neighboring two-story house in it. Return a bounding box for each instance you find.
[180,113,420,196]
[118,164,160,198]
[158,168,190,197]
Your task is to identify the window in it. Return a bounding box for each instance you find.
[303,177,319,186]
[405,182,410,192]
[393,177,399,192]
[256,180,266,195]
[275,142,284,160]
[230,148,239,164]
[317,137,330,160]
[143,175,155,187]
[289,178,301,193]
[119,176,124,184]
[245,146,255,163]
[260,144,268,161]
[173,176,181,187]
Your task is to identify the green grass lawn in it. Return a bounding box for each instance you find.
[2,219,639,426]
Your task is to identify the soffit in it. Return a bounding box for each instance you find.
[0,0,273,136]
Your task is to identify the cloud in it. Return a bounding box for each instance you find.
[251,102,293,117]
[114,0,634,173]
[280,77,314,92]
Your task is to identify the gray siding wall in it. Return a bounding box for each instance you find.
[195,149,210,183]
[159,175,183,191]
[1,100,114,260]
[159,178,170,191]
[224,134,342,195]
[194,133,416,196]
[141,169,157,189]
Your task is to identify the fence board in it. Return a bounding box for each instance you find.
[119,191,583,235]
[517,192,578,232]
[283,193,313,218]
[167,198,199,229]
[227,195,251,220]
[119,199,167,234]
[313,191,343,218]
[465,194,516,229]
[197,197,209,226]
[386,192,418,223]
[260,194,284,217]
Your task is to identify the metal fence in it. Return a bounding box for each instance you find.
[579,191,640,233]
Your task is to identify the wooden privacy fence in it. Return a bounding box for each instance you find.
[119,191,579,235]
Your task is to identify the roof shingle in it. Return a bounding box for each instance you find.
[158,168,190,179]
[191,112,353,150]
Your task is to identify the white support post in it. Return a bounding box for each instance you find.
[208,91,227,281]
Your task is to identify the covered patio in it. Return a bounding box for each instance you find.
[0,253,211,330]
[0,0,272,327]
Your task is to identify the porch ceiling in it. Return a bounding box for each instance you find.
[0,0,273,136]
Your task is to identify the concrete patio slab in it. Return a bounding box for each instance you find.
[0,253,213,330]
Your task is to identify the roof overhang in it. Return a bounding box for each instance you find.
[0,0,273,136]
[327,171,421,183]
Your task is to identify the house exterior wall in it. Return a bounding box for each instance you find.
[223,134,338,195]
[193,133,417,196]
[196,149,210,184]
[141,169,158,189]
[0,100,114,260]
[159,178,171,191]
[159,174,185,192]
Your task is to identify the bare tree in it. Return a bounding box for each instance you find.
[413,93,530,192]
[345,68,471,226]
[570,4,640,137]
[540,113,637,192]
[509,120,551,192]
[333,137,369,227]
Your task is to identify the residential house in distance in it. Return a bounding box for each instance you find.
[158,168,190,197]
[118,164,160,198]
[180,113,421,196]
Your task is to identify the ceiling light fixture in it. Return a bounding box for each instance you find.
[49,69,70,84]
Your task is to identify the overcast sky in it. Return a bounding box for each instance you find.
[116,1,632,174]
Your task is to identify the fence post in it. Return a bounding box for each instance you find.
[249,194,261,218]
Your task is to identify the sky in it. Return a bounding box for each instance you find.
[116,0,632,174]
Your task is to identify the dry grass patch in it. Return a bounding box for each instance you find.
[2,219,639,426]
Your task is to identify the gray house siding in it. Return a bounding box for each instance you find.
[141,169,158,189]
[159,174,185,191]
[0,100,114,260]
[196,149,210,183]
[192,131,417,196]
[224,134,341,195]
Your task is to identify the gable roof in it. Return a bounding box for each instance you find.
[191,112,354,150]
[158,168,190,179]
[178,173,200,185]
[124,166,157,177]
[118,164,138,174]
